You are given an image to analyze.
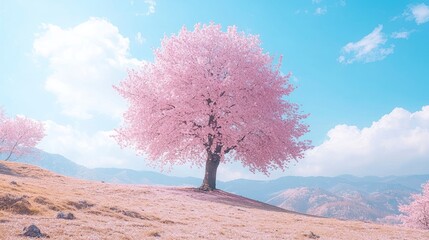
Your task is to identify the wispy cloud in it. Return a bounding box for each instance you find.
[314,7,327,15]
[134,0,156,16]
[338,25,394,64]
[391,31,412,39]
[407,3,429,25]
[144,0,156,15]
[295,9,309,15]
[135,32,145,44]
[311,0,327,15]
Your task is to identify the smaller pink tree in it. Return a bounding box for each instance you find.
[0,108,45,161]
[399,181,429,230]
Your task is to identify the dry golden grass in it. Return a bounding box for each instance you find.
[1,160,428,239]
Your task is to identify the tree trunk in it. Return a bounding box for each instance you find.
[199,152,220,191]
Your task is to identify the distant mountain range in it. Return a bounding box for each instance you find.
[266,187,400,222]
[3,149,201,187]
[4,149,429,223]
[219,174,429,222]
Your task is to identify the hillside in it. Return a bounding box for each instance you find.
[8,150,429,223]
[1,161,429,239]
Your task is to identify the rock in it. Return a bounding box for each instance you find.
[0,194,36,215]
[23,224,49,238]
[304,231,320,239]
[56,212,75,220]
[148,231,161,237]
[67,200,94,209]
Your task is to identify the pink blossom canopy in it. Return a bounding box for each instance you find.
[399,181,429,229]
[0,109,45,160]
[115,23,311,174]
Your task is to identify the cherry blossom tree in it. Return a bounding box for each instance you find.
[0,108,45,161]
[115,23,311,190]
[399,181,429,230]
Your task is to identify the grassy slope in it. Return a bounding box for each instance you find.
[0,160,428,240]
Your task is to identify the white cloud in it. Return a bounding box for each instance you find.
[408,3,429,25]
[291,106,429,177]
[135,32,146,45]
[312,0,322,4]
[33,18,142,119]
[39,120,147,169]
[144,0,156,15]
[315,7,327,15]
[338,25,394,64]
[391,31,412,39]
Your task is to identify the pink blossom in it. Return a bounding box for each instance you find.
[0,108,45,160]
[115,23,311,189]
[399,181,429,230]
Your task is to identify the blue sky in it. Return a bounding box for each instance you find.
[1,0,429,180]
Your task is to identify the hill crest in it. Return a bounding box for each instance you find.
[1,160,429,239]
